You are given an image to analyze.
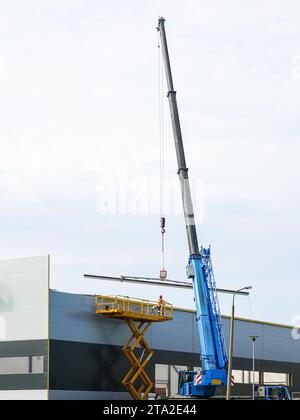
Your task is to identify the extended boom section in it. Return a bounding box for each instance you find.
[157,17,228,398]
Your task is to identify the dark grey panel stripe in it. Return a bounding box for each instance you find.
[0,374,47,391]
[0,340,48,358]
[49,340,300,393]
[153,349,300,374]
[49,340,135,392]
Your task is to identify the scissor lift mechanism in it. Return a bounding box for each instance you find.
[95,295,173,400]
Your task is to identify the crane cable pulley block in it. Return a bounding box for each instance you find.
[160,217,167,279]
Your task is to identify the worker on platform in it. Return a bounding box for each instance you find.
[157,294,170,316]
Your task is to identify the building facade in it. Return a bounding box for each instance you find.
[49,290,300,400]
[0,256,49,400]
[0,256,299,400]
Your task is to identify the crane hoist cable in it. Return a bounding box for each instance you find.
[158,31,167,280]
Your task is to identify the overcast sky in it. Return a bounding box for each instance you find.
[0,1,300,325]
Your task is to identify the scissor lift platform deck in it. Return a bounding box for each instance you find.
[95,295,173,322]
[95,295,173,400]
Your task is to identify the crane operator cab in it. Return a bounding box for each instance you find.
[178,369,224,398]
[178,371,197,397]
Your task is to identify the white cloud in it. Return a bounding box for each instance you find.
[0,0,299,324]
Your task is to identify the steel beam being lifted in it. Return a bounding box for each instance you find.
[83,274,250,296]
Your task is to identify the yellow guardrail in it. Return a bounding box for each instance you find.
[95,295,173,320]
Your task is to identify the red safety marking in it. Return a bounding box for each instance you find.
[195,373,202,385]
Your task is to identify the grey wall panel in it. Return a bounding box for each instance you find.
[0,374,46,391]
[0,340,48,357]
[151,318,193,338]
[50,291,300,365]
[50,390,130,400]
[227,321,299,362]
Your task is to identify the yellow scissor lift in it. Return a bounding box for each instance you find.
[95,295,173,400]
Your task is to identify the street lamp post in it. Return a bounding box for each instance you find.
[249,335,259,400]
[226,286,252,401]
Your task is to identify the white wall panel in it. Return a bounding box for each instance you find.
[0,390,48,400]
[0,256,49,342]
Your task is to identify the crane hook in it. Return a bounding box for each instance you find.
[160,217,167,280]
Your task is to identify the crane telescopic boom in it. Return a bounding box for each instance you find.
[157,17,228,398]
[157,18,199,256]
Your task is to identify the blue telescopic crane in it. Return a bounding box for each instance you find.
[157,17,228,398]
